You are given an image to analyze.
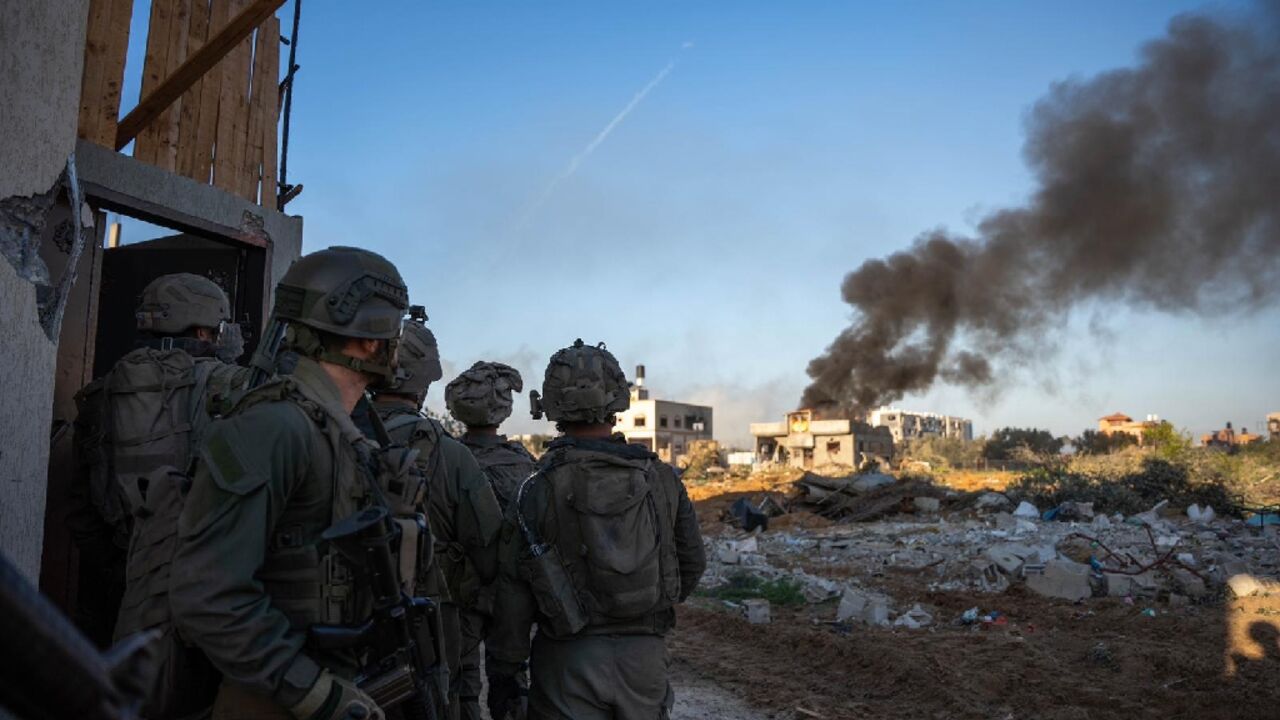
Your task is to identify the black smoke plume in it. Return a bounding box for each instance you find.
[802,5,1280,415]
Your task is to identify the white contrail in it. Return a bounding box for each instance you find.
[516,59,679,229]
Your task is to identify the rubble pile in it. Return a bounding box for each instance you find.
[702,473,1280,628]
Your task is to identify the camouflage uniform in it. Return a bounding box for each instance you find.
[170,247,411,720]
[364,321,505,720]
[445,362,538,720]
[487,341,706,720]
[67,273,248,647]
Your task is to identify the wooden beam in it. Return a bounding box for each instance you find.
[114,0,287,150]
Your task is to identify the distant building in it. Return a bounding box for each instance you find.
[1098,412,1161,445]
[865,407,974,443]
[1201,422,1264,449]
[1269,413,1280,441]
[613,365,713,465]
[750,409,894,470]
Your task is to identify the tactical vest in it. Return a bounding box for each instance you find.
[242,377,401,629]
[463,437,536,510]
[523,441,683,635]
[380,410,500,607]
[74,348,242,548]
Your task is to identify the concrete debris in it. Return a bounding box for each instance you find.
[1026,559,1092,601]
[702,486,1278,624]
[850,473,896,493]
[743,599,771,624]
[975,492,1011,510]
[1057,501,1095,521]
[913,497,941,513]
[1226,574,1263,598]
[892,603,933,629]
[1013,501,1040,519]
[1186,504,1216,524]
[1106,572,1158,598]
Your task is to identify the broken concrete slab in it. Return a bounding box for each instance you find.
[1227,574,1263,598]
[975,492,1011,510]
[893,603,933,629]
[1105,572,1159,598]
[1187,504,1216,524]
[716,546,740,565]
[1013,501,1040,519]
[1172,569,1207,598]
[1058,501,1095,521]
[743,599,771,624]
[913,496,941,513]
[836,589,868,622]
[1026,558,1092,601]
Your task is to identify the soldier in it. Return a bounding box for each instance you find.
[486,340,706,720]
[444,362,538,720]
[67,272,247,646]
[169,246,412,720]
[363,317,504,720]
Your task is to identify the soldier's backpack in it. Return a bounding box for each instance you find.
[76,347,242,718]
[524,441,682,629]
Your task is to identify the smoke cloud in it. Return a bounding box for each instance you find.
[802,6,1280,416]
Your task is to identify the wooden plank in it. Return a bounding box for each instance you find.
[261,16,280,207]
[176,0,211,179]
[76,0,111,144]
[95,0,135,148]
[213,0,252,195]
[115,0,288,151]
[192,0,230,183]
[242,22,271,203]
[134,0,175,164]
[156,0,193,172]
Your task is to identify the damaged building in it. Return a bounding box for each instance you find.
[750,409,894,470]
[614,365,714,464]
[864,407,974,443]
[1,0,301,617]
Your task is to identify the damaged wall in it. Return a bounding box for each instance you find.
[0,0,90,582]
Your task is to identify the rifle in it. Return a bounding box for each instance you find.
[0,551,159,720]
[246,315,286,388]
[308,507,446,720]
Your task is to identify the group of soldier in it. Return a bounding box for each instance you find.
[68,246,706,720]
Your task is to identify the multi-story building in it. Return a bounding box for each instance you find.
[613,365,713,464]
[1268,413,1280,441]
[865,407,974,443]
[1201,421,1264,449]
[750,409,894,470]
[1098,412,1161,444]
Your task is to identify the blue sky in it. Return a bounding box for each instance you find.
[121,1,1278,446]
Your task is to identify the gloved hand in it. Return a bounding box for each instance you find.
[289,669,384,720]
[486,671,526,720]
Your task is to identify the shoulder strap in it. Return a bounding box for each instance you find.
[384,413,427,434]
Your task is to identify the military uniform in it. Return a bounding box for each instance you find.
[67,273,248,648]
[487,341,706,720]
[170,247,411,720]
[363,322,505,720]
[445,362,538,720]
[171,356,381,716]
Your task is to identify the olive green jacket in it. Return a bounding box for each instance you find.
[170,357,378,709]
[373,400,504,607]
[486,435,705,676]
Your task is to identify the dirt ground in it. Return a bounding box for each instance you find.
[668,488,1280,720]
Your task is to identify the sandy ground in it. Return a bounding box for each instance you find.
[672,672,771,720]
[669,478,1280,720]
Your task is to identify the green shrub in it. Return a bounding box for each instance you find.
[700,572,807,607]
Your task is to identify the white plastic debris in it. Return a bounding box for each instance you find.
[1013,501,1040,519]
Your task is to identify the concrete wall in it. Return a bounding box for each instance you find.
[0,0,90,583]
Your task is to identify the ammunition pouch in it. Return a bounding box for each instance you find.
[519,545,588,636]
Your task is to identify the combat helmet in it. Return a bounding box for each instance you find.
[446,361,522,427]
[391,307,443,400]
[273,246,409,383]
[135,273,231,335]
[531,339,629,424]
